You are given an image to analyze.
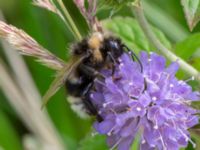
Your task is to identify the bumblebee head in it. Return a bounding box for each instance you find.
[103,37,123,59]
[87,33,123,64]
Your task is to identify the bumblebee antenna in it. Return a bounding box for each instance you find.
[122,45,143,73]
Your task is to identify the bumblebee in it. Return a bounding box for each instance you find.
[42,31,142,120]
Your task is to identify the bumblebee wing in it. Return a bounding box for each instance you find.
[41,56,84,108]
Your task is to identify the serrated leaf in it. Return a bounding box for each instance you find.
[78,133,108,150]
[102,17,171,54]
[181,0,200,31]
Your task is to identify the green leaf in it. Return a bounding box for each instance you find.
[174,33,200,77]
[174,33,200,60]
[174,33,200,81]
[131,135,139,150]
[143,0,190,42]
[102,17,171,54]
[181,0,200,31]
[190,57,200,70]
[98,0,133,11]
[78,133,108,150]
[189,132,200,150]
[0,110,22,150]
[191,101,200,110]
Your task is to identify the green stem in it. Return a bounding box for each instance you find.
[57,11,78,39]
[131,1,200,83]
[56,0,82,40]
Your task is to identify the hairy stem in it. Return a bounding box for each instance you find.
[56,0,82,40]
[132,1,200,83]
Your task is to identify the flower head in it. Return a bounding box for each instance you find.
[91,51,200,150]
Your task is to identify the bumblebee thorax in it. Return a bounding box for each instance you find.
[88,32,103,49]
[88,32,104,62]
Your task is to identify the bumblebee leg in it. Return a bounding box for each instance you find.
[82,82,96,114]
[107,51,117,64]
[122,45,143,73]
[79,64,105,79]
[107,51,118,75]
[82,82,103,122]
[82,82,93,95]
[65,77,89,97]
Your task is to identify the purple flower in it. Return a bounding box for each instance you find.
[90,51,200,150]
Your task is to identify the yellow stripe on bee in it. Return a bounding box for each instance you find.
[88,32,103,49]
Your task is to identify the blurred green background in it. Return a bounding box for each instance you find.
[0,0,199,150]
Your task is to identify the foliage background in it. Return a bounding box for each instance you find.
[0,0,199,150]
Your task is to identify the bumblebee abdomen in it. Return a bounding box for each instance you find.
[72,39,89,55]
[65,75,98,118]
[67,96,90,118]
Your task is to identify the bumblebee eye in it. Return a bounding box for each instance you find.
[106,39,123,58]
[109,40,120,50]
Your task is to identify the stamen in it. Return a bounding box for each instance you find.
[159,131,167,150]
[90,93,94,99]
[141,140,146,144]
[107,126,115,136]
[170,94,192,105]
[154,125,158,130]
[103,101,112,108]
[178,129,196,148]
[187,138,196,148]
[110,137,122,150]
[109,109,117,117]
[178,80,185,85]
[129,82,133,86]
[150,144,155,148]
[178,76,195,85]
[169,84,174,88]
[107,132,112,136]
[185,76,195,83]
[119,63,124,68]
